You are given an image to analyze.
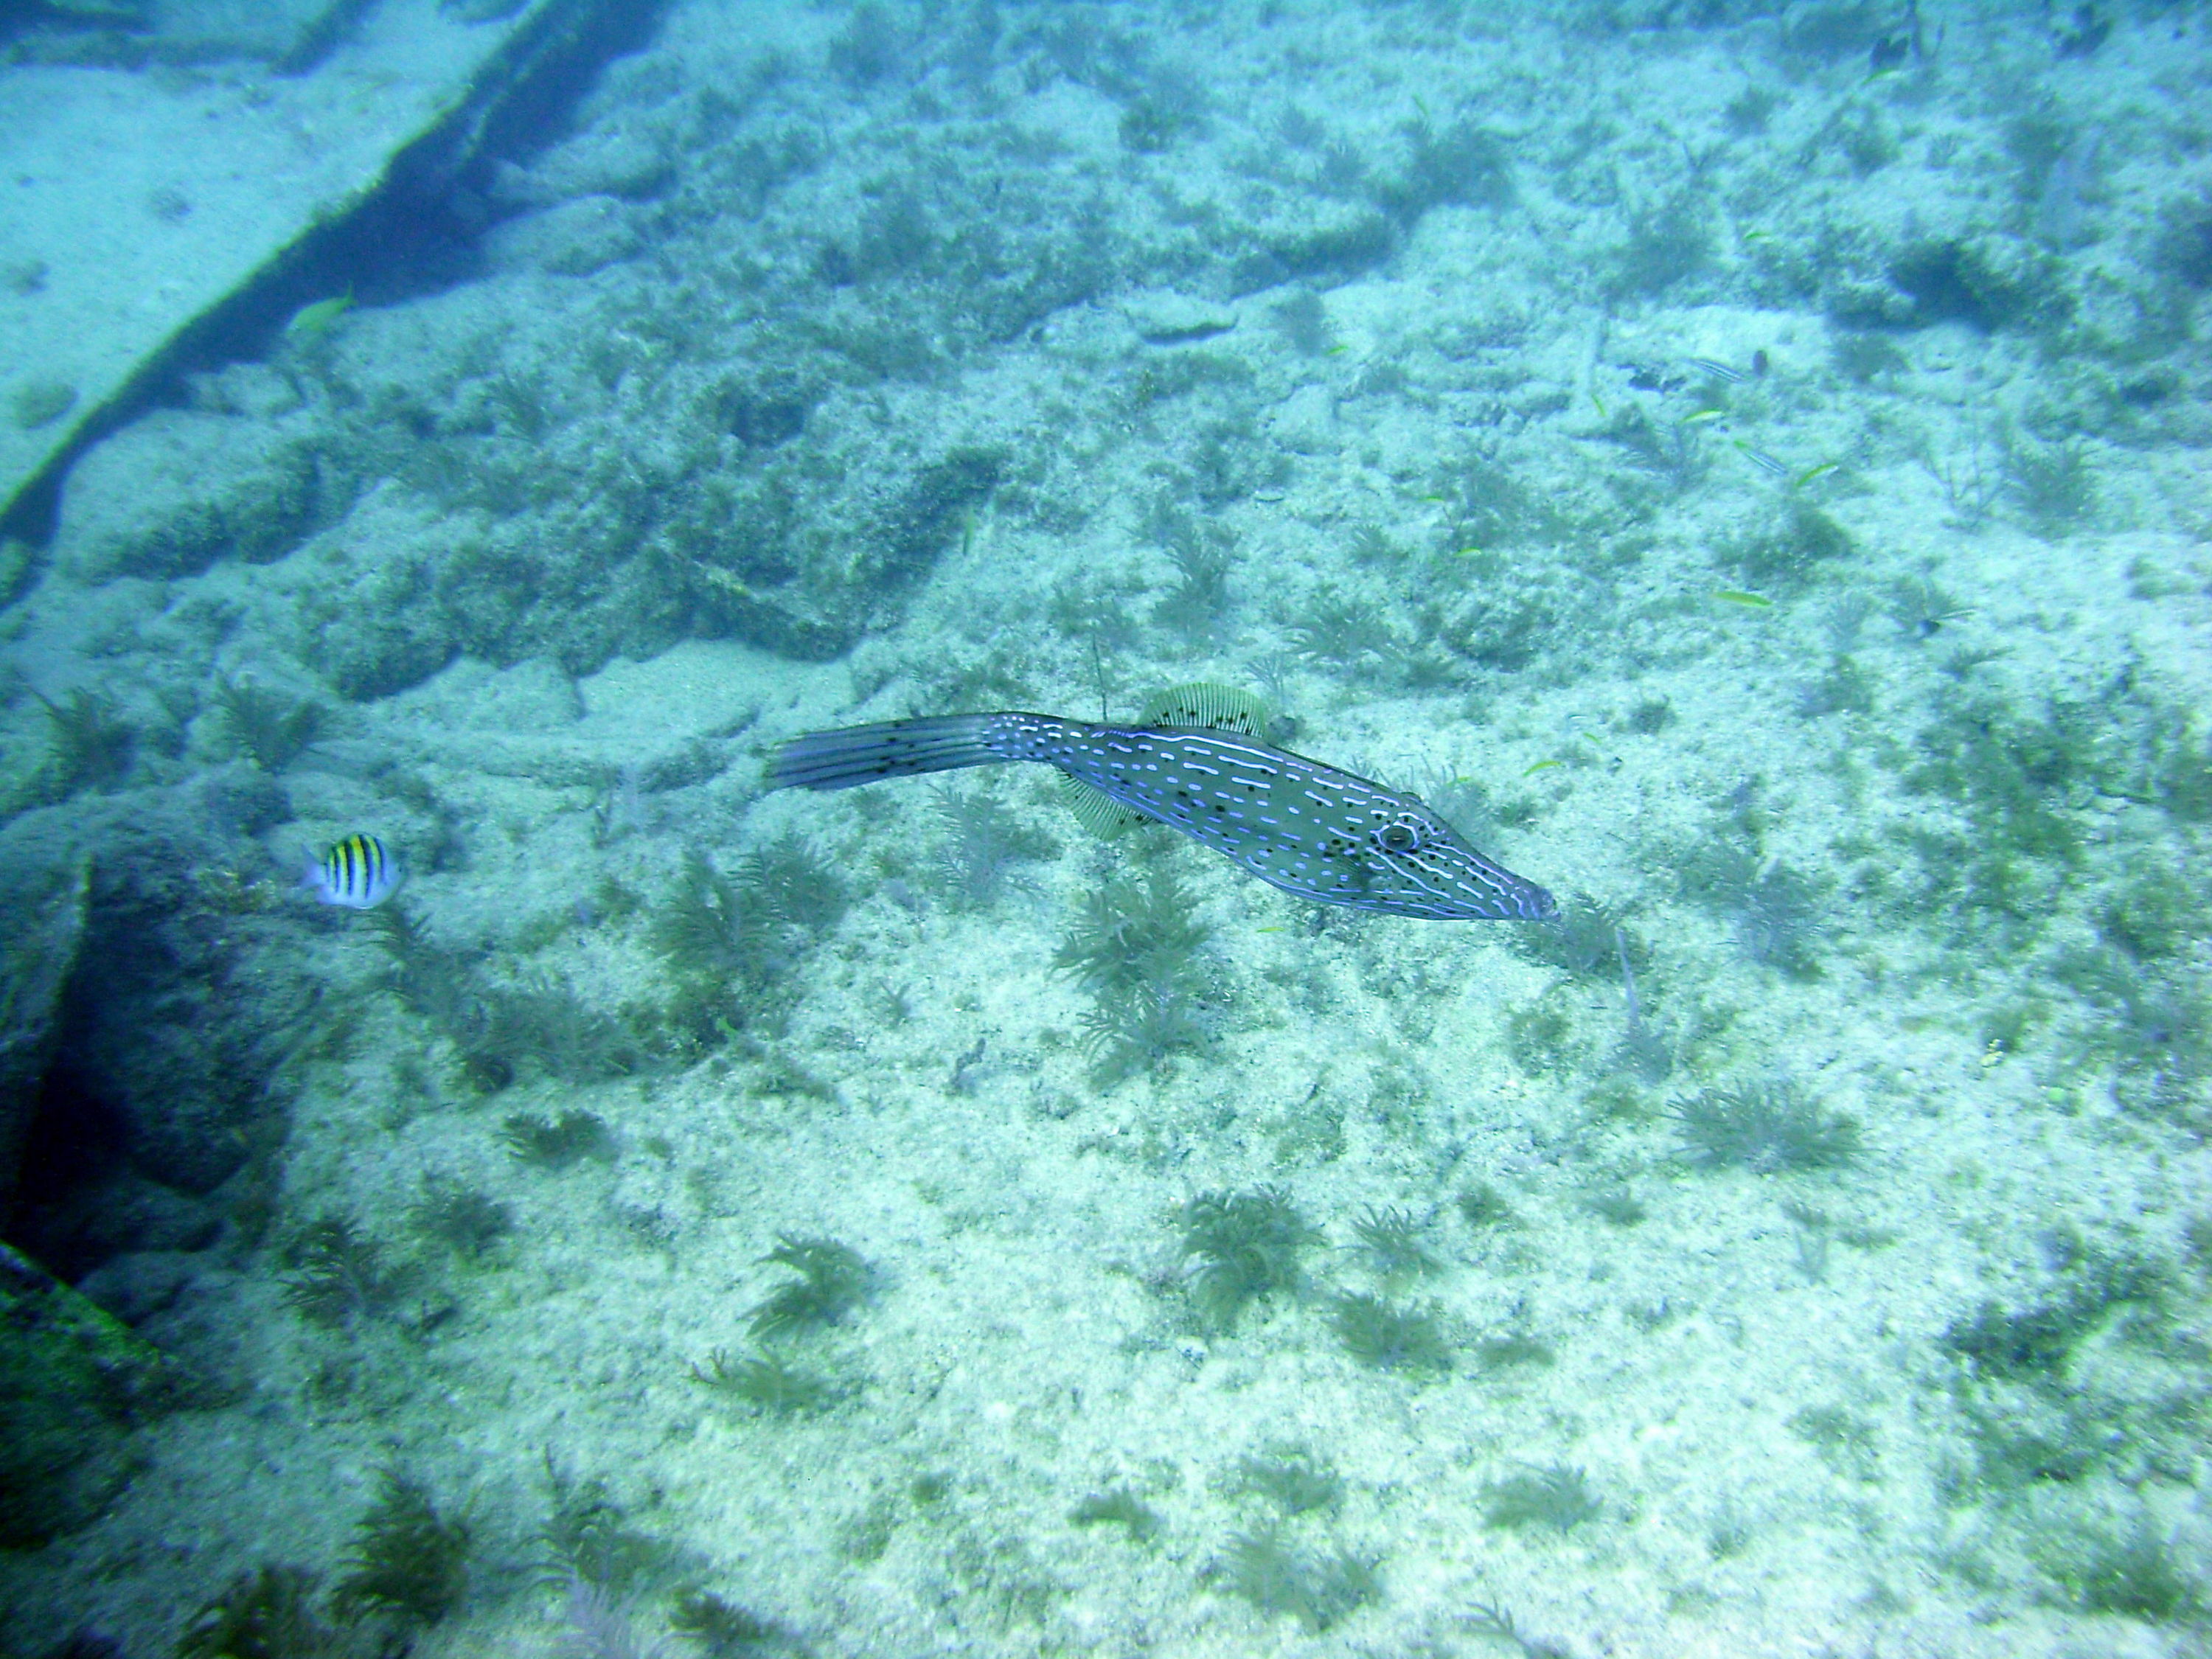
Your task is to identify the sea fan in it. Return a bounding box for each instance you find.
[553,1576,672,1659]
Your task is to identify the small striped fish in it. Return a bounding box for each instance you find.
[768,712,1556,921]
[305,832,403,909]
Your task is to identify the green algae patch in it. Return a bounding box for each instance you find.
[0,1241,206,1548]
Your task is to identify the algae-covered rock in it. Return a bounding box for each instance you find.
[27,0,381,69]
[0,1240,204,1548]
[0,855,88,1224]
[54,408,332,585]
[688,445,1004,661]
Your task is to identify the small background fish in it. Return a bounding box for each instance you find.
[304,832,403,909]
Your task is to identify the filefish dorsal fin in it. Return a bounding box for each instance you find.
[1062,683,1273,839]
[1138,682,1270,737]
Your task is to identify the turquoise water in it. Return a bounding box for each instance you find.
[2,2,2209,1655]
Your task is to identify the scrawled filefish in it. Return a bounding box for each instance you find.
[768,700,1556,922]
[304,832,403,909]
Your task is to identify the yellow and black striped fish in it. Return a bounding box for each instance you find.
[305,833,403,909]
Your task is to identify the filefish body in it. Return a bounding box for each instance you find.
[768,713,1557,922]
[305,832,403,909]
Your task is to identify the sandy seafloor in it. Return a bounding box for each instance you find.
[3,1,2212,1655]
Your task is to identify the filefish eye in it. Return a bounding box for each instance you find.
[1377,821,1422,855]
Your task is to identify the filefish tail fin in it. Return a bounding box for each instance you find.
[766,714,1011,792]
